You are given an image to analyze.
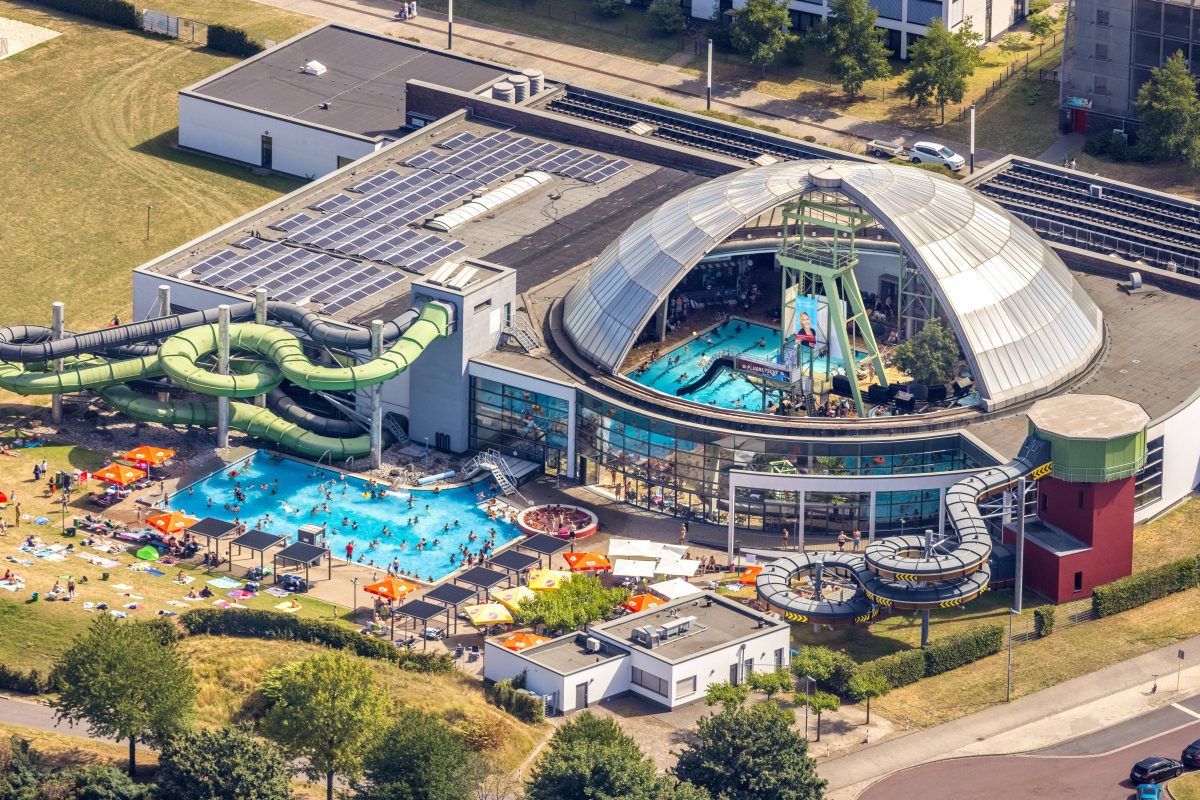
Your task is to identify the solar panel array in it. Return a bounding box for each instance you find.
[182,131,632,317]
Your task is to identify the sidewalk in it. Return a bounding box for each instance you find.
[823,631,1200,798]
[250,0,1001,166]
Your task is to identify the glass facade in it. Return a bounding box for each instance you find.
[575,392,992,533]
[469,378,570,475]
[1131,0,1200,103]
[1134,435,1165,510]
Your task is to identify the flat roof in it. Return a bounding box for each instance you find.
[508,633,626,675]
[595,593,784,664]
[187,25,506,138]
[1024,518,1090,555]
[1028,394,1149,440]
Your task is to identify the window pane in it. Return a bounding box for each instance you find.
[1136,0,1162,32]
[1134,32,1162,65]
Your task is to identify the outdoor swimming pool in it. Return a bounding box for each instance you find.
[625,320,855,412]
[171,451,518,582]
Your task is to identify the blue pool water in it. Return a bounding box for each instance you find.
[170,452,517,582]
[626,320,857,412]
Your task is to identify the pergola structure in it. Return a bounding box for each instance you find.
[424,583,477,634]
[227,529,286,573]
[516,533,571,567]
[487,549,539,578]
[456,565,509,597]
[186,517,239,558]
[273,541,331,586]
[394,599,449,649]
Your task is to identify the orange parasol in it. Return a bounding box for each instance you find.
[0,491,8,504]
[147,511,200,534]
[363,576,419,602]
[501,632,550,651]
[93,463,146,487]
[124,446,176,465]
[622,593,665,613]
[563,552,612,572]
[738,565,763,585]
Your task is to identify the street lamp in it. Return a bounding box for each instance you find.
[350,577,359,624]
[802,675,816,738]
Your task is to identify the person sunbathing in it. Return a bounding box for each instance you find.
[199,585,213,598]
[187,588,199,599]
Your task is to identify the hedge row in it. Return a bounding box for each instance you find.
[1092,556,1199,617]
[0,664,55,695]
[34,0,138,28]
[180,608,453,672]
[856,649,926,690]
[207,24,263,57]
[922,624,1004,676]
[486,672,544,724]
[1034,606,1055,637]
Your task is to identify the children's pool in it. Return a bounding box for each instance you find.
[626,320,856,412]
[170,451,518,582]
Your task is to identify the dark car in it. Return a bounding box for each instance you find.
[1130,757,1184,784]
[1182,738,1200,768]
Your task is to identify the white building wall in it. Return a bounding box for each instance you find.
[179,94,380,180]
[481,640,631,713]
[1136,394,1200,523]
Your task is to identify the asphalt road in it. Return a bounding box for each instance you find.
[0,695,112,741]
[860,699,1200,800]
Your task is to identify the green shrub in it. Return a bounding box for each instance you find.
[1034,606,1055,637]
[486,674,544,724]
[179,608,453,672]
[1028,0,1050,12]
[648,0,686,34]
[1092,556,1199,617]
[923,624,1004,676]
[596,0,624,17]
[207,23,263,57]
[0,664,53,695]
[858,649,925,689]
[32,0,138,29]
[782,33,806,66]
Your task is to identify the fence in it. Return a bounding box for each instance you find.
[142,9,208,45]
[952,33,1063,121]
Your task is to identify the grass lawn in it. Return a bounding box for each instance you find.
[0,722,159,770]
[0,1,312,331]
[419,0,679,63]
[874,586,1200,728]
[939,50,1061,157]
[1132,498,1200,572]
[146,0,318,44]
[1173,772,1200,800]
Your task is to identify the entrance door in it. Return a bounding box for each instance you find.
[730,663,740,685]
[261,135,273,169]
[575,682,589,709]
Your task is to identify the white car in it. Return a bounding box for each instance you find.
[909,141,966,171]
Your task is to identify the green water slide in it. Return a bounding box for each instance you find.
[0,302,452,459]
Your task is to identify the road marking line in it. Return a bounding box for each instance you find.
[1173,703,1200,720]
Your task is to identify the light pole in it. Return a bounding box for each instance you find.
[969,104,976,174]
[350,576,359,624]
[802,675,815,738]
[424,437,430,470]
[1006,608,1016,702]
[706,38,713,110]
[447,0,453,50]
[145,203,153,241]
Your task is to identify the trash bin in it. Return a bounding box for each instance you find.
[101,572,109,581]
[30,592,39,601]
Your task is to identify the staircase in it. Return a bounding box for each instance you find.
[383,414,410,447]
[500,316,540,353]
[473,449,529,503]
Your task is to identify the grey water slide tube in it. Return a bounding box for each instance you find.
[0,303,421,363]
[265,388,366,437]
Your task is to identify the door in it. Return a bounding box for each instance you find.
[729,663,740,685]
[260,135,273,170]
[1072,108,1089,134]
[575,682,589,709]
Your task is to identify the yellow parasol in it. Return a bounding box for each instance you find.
[526,569,571,591]
[463,603,514,626]
[489,585,536,612]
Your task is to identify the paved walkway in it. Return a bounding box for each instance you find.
[1038,132,1085,165]
[824,631,1200,798]
[251,0,1002,165]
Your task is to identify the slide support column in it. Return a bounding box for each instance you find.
[726,480,736,569]
[254,289,268,408]
[217,305,230,449]
[157,286,171,402]
[370,320,383,470]
[51,302,64,425]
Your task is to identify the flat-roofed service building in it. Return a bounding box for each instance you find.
[483,592,790,714]
[178,24,508,178]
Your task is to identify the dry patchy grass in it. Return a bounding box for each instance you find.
[1132,498,1200,572]
[147,0,318,43]
[0,1,307,330]
[1172,772,1200,800]
[0,722,158,771]
[875,586,1200,728]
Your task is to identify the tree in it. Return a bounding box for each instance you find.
[731,0,793,74]
[675,702,825,800]
[648,0,687,34]
[155,724,294,800]
[705,680,750,709]
[747,668,794,701]
[824,0,891,99]
[998,32,1025,54]
[261,652,391,800]
[526,712,709,800]
[794,690,840,741]
[790,645,841,688]
[1135,50,1200,167]
[595,0,623,18]
[49,616,196,777]
[360,709,474,800]
[514,574,628,633]
[893,318,960,385]
[1026,13,1053,40]
[847,672,890,724]
[901,19,983,123]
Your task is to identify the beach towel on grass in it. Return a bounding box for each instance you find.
[274,601,302,613]
[6,556,34,566]
[206,577,242,589]
[144,568,165,577]
[42,554,66,562]
[166,600,189,608]
[109,610,127,618]
[226,589,255,601]
[179,595,202,602]
[264,587,292,598]
[112,583,134,591]
[172,575,194,585]
[0,582,24,592]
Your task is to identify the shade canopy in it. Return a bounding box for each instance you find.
[607,539,689,561]
[457,566,510,591]
[135,545,160,561]
[488,549,540,573]
[489,585,536,611]
[622,593,665,613]
[518,533,572,557]
[229,529,286,552]
[648,578,703,600]
[738,565,763,585]
[124,445,176,465]
[186,517,239,540]
[147,511,200,534]
[365,576,419,602]
[395,599,446,623]
[526,569,571,591]
[612,558,657,579]
[502,632,550,651]
[94,463,145,487]
[463,603,513,626]
[564,552,611,572]
[655,558,700,577]
[424,583,477,607]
